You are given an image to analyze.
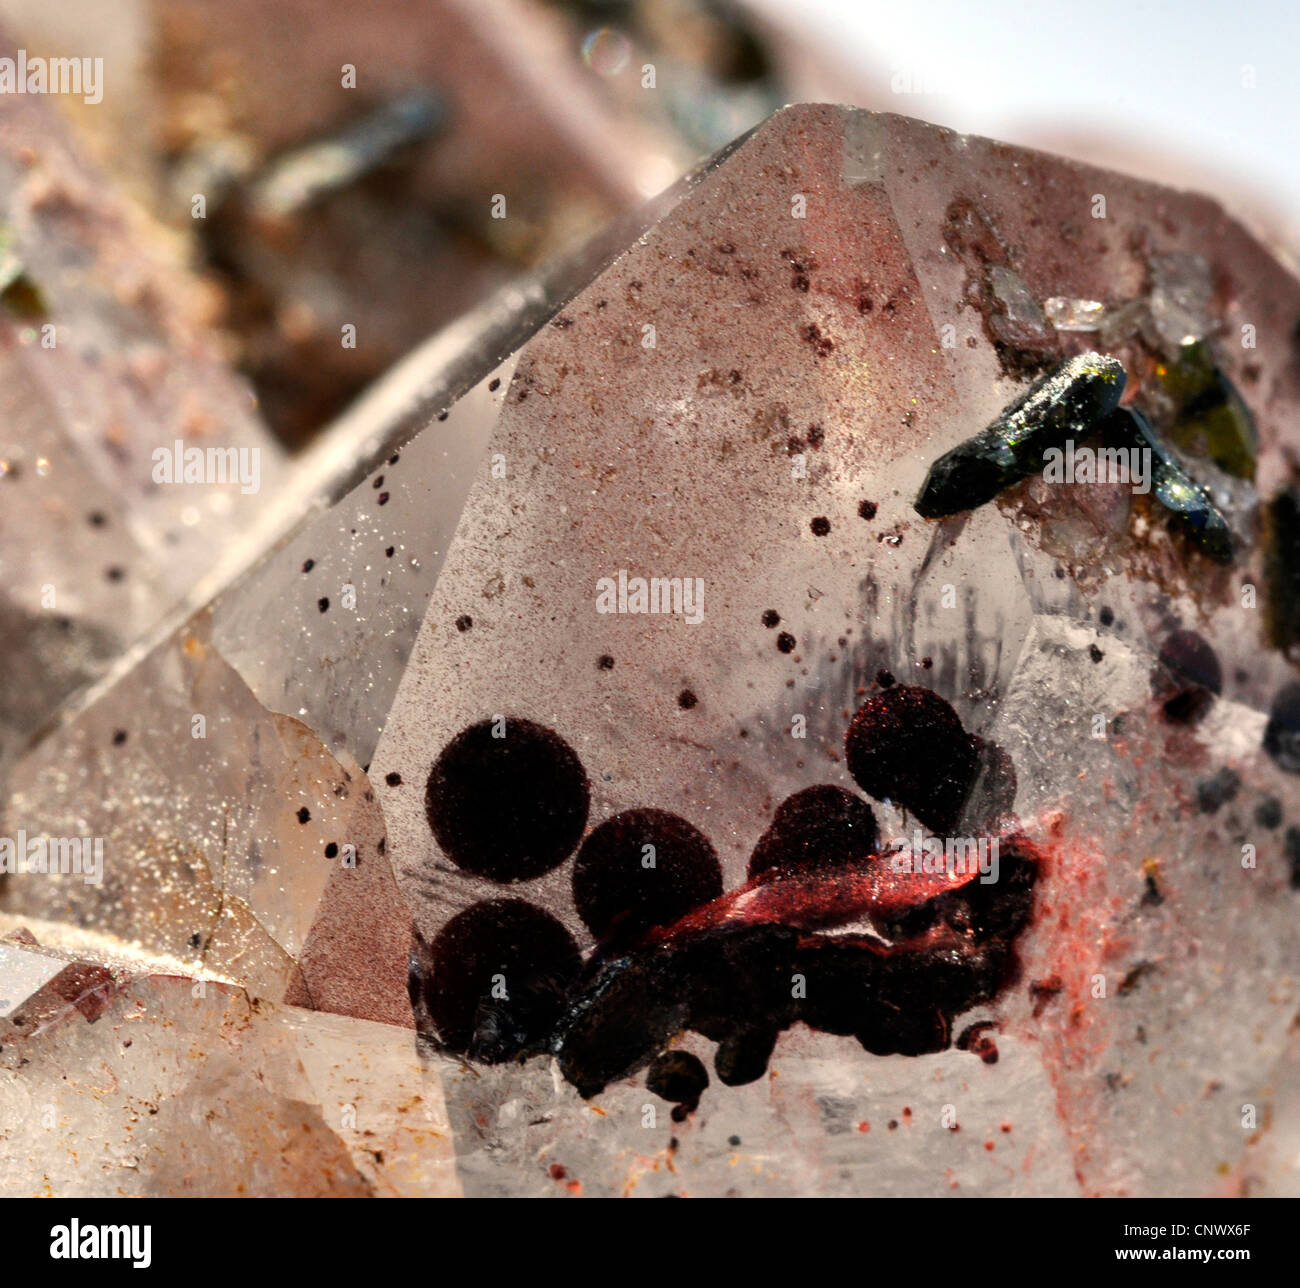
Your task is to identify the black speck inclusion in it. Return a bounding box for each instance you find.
[1196,767,1240,814]
[1285,827,1300,890]
[1255,796,1282,830]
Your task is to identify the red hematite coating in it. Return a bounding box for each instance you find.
[644,836,1042,942]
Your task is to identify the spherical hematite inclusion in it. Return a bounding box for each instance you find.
[572,808,722,945]
[424,716,589,881]
[421,898,581,1062]
[646,1050,709,1121]
[747,785,877,879]
[412,690,1035,1108]
[844,685,978,834]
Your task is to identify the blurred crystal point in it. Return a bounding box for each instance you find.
[4,105,1300,1197]
[0,74,285,777]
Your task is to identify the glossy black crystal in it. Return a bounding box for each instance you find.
[914,352,1127,518]
[1106,406,1234,564]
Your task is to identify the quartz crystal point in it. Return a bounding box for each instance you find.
[4,105,1300,1198]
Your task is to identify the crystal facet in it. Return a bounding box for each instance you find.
[4,104,1299,1198]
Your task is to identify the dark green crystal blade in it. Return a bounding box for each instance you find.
[915,353,1126,518]
[1106,406,1234,564]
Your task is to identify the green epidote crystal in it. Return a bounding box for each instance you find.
[1158,340,1256,481]
[1107,406,1234,564]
